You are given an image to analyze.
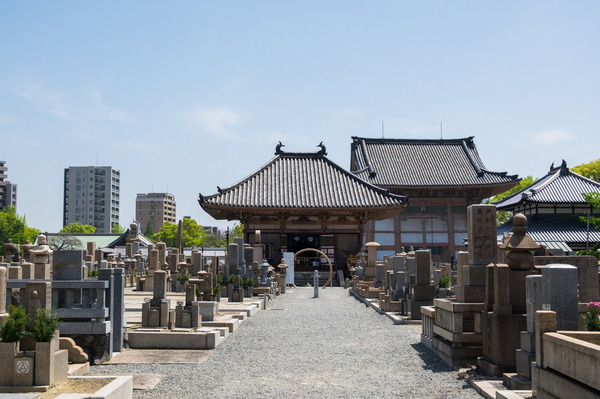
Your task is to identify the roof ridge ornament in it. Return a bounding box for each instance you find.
[317,141,327,155]
[559,159,569,175]
[275,141,285,155]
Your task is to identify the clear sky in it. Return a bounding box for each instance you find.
[1,1,599,234]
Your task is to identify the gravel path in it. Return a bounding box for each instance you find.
[95,287,480,399]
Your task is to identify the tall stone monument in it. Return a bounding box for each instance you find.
[479,213,540,377]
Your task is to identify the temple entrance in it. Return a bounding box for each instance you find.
[288,234,320,271]
[294,248,333,288]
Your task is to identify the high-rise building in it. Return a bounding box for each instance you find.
[64,166,120,233]
[135,193,176,235]
[0,160,17,212]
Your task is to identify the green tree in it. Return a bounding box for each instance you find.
[0,206,40,256]
[488,176,538,226]
[112,223,126,234]
[143,220,155,240]
[579,192,600,228]
[60,222,96,234]
[154,219,207,248]
[232,223,243,238]
[572,158,600,182]
[48,235,83,251]
[204,234,222,247]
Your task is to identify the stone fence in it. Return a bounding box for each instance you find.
[6,268,125,361]
[533,310,600,398]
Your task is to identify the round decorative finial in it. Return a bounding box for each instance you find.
[512,213,528,235]
[514,213,527,226]
[37,234,47,245]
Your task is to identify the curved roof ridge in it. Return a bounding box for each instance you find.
[351,136,474,145]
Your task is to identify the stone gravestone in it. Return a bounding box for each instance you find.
[541,264,578,331]
[408,250,435,319]
[53,250,85,280]
[191,250,202,275]
[227,243,239,278]
[456,205,497,303]
[234,238,245,275]
[244,246,254,278]
[53,250,85,305]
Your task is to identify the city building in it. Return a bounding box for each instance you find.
[0,160,17,212]
[135,193,176,234]
[63,166,120,234]
[349,136,520,262]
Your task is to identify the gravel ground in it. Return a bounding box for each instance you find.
[94,287,480,399]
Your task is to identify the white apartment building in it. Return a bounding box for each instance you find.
[63,166,120,233]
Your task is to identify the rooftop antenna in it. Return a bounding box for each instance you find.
[382,121,384,139]
[440,122,443,139]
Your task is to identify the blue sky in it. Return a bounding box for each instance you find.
[1,1,599,233]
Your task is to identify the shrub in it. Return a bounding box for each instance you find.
[195,284,202,298]
[87,269,98,278]
[31,308,61,342]
[212,285,221,297]
[584,302,600,331]
[246,277,255,287]
[438,274,451,289]
[228,274,234,284]
[216,273,223,284]
[0,305,27,342]
[177,273,190,282]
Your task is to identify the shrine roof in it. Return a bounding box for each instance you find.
[199,148,408,219]
[350,136,519,190]
[493,160,600,210]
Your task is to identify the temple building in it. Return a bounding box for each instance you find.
[199,144,409,272]
[494,160,600,253]
[350,137,520,262]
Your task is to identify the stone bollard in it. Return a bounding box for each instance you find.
[314,270,320,298]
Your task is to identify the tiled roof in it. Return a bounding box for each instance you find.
[105,229,155,248]
[494,160,600,210]
[497,214,600,244]
[199,151,408,213]
[350,136,519,187]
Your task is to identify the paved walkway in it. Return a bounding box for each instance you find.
[96,287,481,399]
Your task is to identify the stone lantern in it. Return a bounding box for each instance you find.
[277,258,289,294]
[499,213,540,271]
[2,239,20,263]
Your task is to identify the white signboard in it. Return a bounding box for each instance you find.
[284,252,295,285]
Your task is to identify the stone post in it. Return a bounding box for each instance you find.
[112,268,125,352]
[98,268,115,358]
[0,266,6,315]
